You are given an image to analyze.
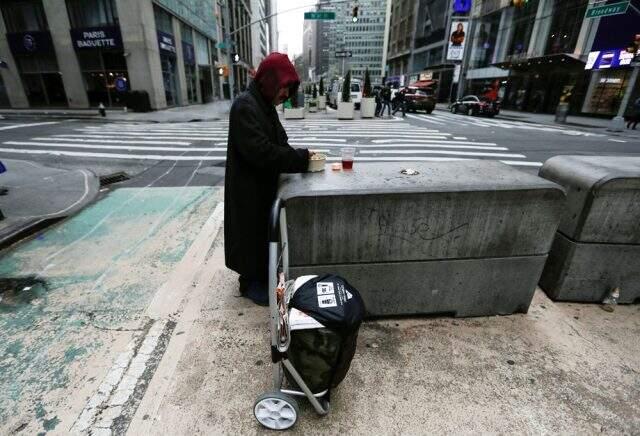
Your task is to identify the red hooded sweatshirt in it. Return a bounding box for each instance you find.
[253,52,300,104]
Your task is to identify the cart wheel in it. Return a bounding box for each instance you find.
[319,398,331,414]
[254,391,299,430]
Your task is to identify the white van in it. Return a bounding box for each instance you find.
[328,78,363,109]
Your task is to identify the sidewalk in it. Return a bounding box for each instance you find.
[0,182,638,434]
[435,103,637,132]
[0,159,100,248]
[130,254,640,435]
[0,100,231,123]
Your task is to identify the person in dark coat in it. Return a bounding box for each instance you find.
[225,52,311,305]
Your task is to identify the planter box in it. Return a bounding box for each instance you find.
[337,101,355,120]
[284,107,305,119]
[309,103,318,113]
[318,96,326,110]
[360,97,376,118]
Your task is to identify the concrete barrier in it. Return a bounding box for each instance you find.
[539,156,640,303]
[278,161,564,317]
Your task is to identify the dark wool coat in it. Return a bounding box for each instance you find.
[224,82,309,280]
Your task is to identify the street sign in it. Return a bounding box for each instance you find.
[304,11,336,20]
[335,50,352,58]
[585,1,629,18]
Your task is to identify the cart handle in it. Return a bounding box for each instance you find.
[268,197,282,243]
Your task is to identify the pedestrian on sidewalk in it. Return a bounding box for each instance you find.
[626,97,640,130]
[224,52,312,306]
[380,84,392,117]
[392,88,406,117]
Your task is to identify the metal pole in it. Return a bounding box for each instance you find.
[222,0,236,100]
[608,66,639,132]
[456,17,476,101]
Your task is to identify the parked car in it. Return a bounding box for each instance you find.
[450,95,500,117]
[328,78,363,108]
[403,87,436,114]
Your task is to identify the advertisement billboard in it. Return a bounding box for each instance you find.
[447,21,468,61]
[584,49,635,69]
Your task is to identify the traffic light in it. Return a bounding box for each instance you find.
[626,34,640,54]
[352,6,359,22]
[511,0,529,7]
[232,53,240,63]
[217,65,229,77]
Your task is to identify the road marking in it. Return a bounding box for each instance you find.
[372,139,498,146]
[0,147,225,160]
[0,121,60,130]
[405,114,445,125]
[294,143,507,150]
[358,149,526,158]
[453,137,467,140]
[608,138,627,143]
[320,156,543,166]
[4,141,224,152]
[19,169,92,219]
[57,134,225,141]
[33,137,192,145]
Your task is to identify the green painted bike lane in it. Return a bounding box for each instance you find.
[0,186,223,434]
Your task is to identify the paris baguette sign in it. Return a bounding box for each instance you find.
[70,27,123,49]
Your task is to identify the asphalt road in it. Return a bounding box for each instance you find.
[0,110,639,185]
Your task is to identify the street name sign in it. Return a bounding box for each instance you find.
[585,1,629,18]
[335,50,352,58]
[304,11,336,20]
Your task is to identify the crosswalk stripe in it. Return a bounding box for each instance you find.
[32,137,192,145]
[0,147,225,160]
[3,141,224,152]
[404,114,445,125]
[321,156,543,167]
[371,139,498,146]
[291,143,507,150]
[56,134,224,141]
[358,149,526,158]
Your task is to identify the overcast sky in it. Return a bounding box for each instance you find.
[277,0,315,58]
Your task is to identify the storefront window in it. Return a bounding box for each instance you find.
[155,6,178,106]
[545,0,588,55]
[76,50,128,107]
[154,6,173,34]
[0,0,48,33]
[584,70,630,115]
[16,54,67,107]
[506,0,539,59]
[181,22,197,103]
[66,0,118,28]
[470,11,501,69]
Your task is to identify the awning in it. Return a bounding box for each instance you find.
[492,53,585,71]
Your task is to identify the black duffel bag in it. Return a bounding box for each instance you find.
[286,274,365,393]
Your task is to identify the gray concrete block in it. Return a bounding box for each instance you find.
[291,255,547,318]
[280,161,564,265]
[539,156,640,244]
[539,232,640,304]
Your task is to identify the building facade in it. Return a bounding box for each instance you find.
[0,0,224,109]
[386,0,455,101]
[385,0,640,115]
[303,0,389,85]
